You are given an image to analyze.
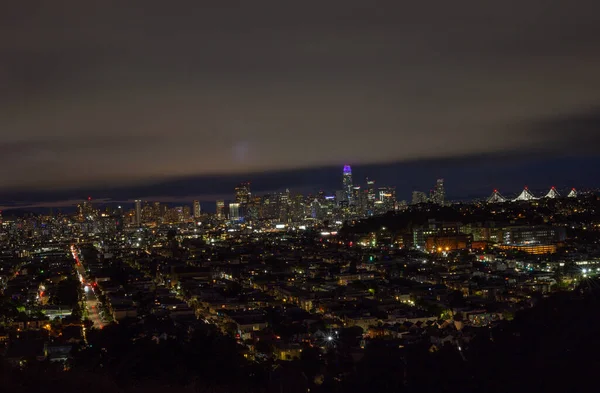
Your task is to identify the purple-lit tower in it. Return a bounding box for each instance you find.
[343,164,353,205]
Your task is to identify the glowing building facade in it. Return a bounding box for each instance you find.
[134,199,142,227]
[193,200,201,218]
[432,179,445,206]
[235,182,251,205]
[216,200,225,219]
[343,165,353,205]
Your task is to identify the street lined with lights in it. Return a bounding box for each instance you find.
[71,245,103,329]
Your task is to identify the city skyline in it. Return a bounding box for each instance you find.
[0,160,592,214]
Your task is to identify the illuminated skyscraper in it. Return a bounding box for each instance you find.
[246,196,261,221]
[378,186,396,212]
[290,194,306,222]
[77,196,96,220]
[134,199,142,226]
[342,165,353,204]
[153,202,164,221]
[142,201,154,222]
[235,182,251,205]
[229,203,240,221]
[261,194,278,219]
[216,200,225,219]
[352,186,361,203]
[335,190,346,207]
[310,198,321,219]
[193,200,201,218]
[432,179,445,206]
[278,189,291,222]
[366,178,376,216]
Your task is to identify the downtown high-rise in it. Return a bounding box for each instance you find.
[343,165,353,205]
[193,200,201,219]
[235,182,252,205]
[134,199,142,226]
[432,179,445,206]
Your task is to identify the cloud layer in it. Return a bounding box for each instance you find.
[1,1,599,190]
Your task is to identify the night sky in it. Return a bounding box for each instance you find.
[2,1,600,209]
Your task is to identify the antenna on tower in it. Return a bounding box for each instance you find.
[544,187,561,199]
[487,189,506,203]
[513,187,536,202]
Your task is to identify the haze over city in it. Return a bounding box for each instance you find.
[1,0,600,204]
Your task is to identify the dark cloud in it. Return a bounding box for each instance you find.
[1,1,599,192]
[529,107,600,152]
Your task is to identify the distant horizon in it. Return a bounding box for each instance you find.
[0,183,592,215]
[1,153,599,212]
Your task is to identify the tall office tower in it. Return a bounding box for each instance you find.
[77,203,84,220]
[193,200,201,218]
[310,199,322,220]
[432,178,445,205]
[378,186,396,212]
[358,189,369,216]
[260,194,277,220]
[142,202,155,222]
[278,189,291,222]
[290,194,306,222]
[246,196,261,221]
[322,196,337,218]
[412,191,428,205]
[134,199,142,226]
[235,182,252,205]
[84,197,94,216]
[78,196,95,220]
[153,202,162,221]
[366,178,376,215]
[342,164,353,205]
[335,190,346,207]
[351,186,361,203]
[229,203,240,221]
[278,189,290,206]
[216,200,225,219]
